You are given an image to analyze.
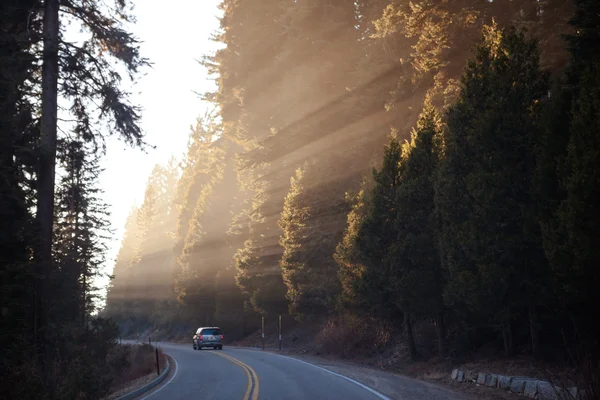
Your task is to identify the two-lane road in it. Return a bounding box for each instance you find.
[138,342,391,400]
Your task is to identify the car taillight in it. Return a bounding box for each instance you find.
[220,335,224,340]
[198,335,203,341]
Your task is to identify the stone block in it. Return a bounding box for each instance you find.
[457,370,464,382]
[510,377,527,394]
[524,379,539,398]
[466,370,478,382]
[451,369,458,380]
[537,381,559,400]
[485,374,498,388]
[498,375,513,390]
[477,372,487,385]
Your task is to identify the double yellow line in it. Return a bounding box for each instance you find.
[212,351,259,400]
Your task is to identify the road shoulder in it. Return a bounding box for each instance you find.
[233,347,474,400]
[128,354,177,400]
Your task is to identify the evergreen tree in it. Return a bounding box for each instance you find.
[279,164,344,321]
[438,23,549,356]
[54,139,111,325]
[355,136,404,322]
[391,100,446,356]
[35,0,147,377]
[558,62,600,340]
[175,141,224,324]
[335,182,371,314]
[0,2,40,390]
[127,161,179,323]
[105,206,139,319]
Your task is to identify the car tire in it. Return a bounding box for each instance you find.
[218,345,223,350]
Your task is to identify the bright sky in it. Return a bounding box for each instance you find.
[96,0,222,299]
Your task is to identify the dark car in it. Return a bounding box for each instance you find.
[193,327,223,350]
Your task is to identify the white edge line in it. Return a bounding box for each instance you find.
[237,350,391,400]
[139,353,179,400]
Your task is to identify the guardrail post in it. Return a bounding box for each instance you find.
[149,337,151,346]
[261,316,265,350]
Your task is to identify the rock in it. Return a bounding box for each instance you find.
[477,372,487,385]
[485,374,498,388]
[523,379,539,398]
[498,375,513,390]
[536,382,579,400]
[457,370,464,382]
[466,370,478,382]
[451,369,459,380]
[510,377,527,394]
[537,381,559,400]
[567,387,578,399]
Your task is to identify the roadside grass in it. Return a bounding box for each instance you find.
[104,344,166,399]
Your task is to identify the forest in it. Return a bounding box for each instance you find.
[2,0,600,398]
[105,0,600,365]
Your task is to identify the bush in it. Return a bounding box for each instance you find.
[316,314,392,357]
[108,343,166,393]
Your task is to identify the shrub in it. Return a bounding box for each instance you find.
[316,314,392,357]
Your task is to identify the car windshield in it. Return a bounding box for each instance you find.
[201,328,221,336]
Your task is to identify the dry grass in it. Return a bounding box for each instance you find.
[106,344,166,397]
[315,314,393,358]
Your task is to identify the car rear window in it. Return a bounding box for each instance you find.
[201,328,221,335]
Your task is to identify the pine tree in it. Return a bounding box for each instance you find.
[127,162,179,323]
[54,139,111,326]
[391,100,446,356]
[279,165,343,321]
[335,182,371,314]
[438,23,549,356]
[558,62,600,340]
[352,136,404,322]
[175,142,224,324]
[35,0,147,375]
[105,206,139,320]
[0,0,39,367]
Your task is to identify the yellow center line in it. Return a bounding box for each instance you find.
[211,351,260,400]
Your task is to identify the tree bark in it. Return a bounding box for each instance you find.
[435,311,446,357]
[502,315,515,357]
[529,301,540,359]
[36,0,60,375]
[405,312,417,360]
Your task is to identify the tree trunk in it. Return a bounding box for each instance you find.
[529,301,540,359]
[435,311,446,357]
[405,312,417,360]
[508,317,514,356]
[502,315,515,357]
[36,0,60,376]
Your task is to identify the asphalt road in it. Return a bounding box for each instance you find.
[136,342,391,400]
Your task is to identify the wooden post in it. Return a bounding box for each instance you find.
[278,314,282,351]
[261,316,265,350]
[155,347,160,375]
[149,336,151,346]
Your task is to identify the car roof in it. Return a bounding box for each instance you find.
[198,326,221,330]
